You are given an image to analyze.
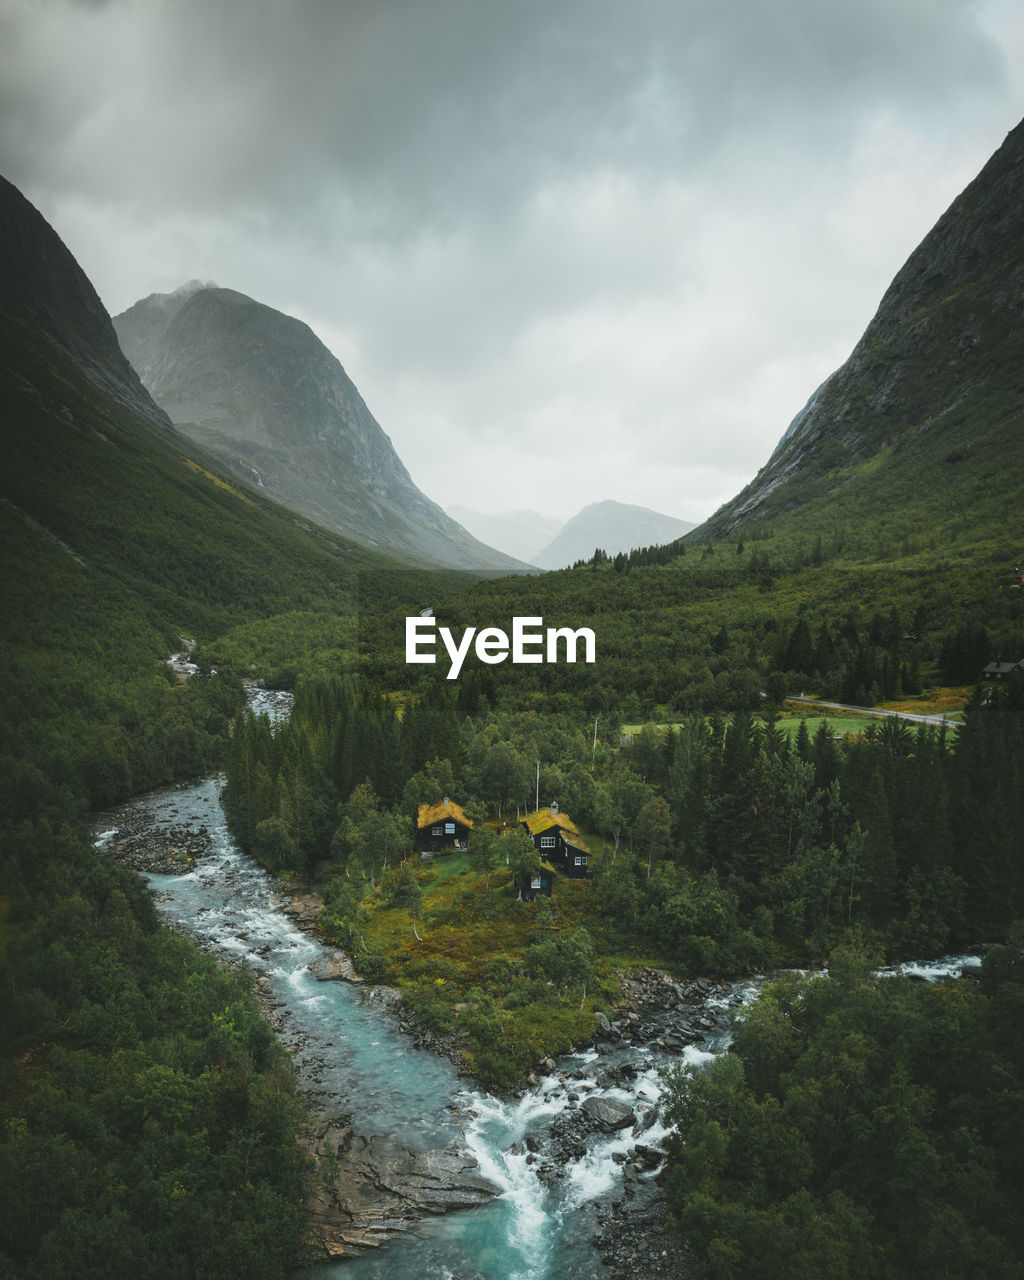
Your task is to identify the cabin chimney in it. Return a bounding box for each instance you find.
[549,802,559,815]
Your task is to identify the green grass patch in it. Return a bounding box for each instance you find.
[776,713,877,739]
[352,856,624,1088]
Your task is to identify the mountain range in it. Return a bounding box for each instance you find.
[5,108,1022,640]
[446,505,563,565]
[447,500,694,567]
[528,500,696,569]
[113,284,527,571]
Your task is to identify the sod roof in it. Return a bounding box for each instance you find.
[416,799,473,830]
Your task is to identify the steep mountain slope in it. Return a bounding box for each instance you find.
[447,503,562,564]
[0,176,172,430]
[0,176,327,1276]
[695,117,1024,556]
[0,174,414,807]
[531,499,696,569]
[114,285,527,571]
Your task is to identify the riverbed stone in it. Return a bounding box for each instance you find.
[581,1096,636,1131]
[302,1126,500,1259]
[309,952,363,983]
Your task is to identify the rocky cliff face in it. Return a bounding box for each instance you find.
[115,286,527,570]
[0,175,172,431]
[699,116,1024,541]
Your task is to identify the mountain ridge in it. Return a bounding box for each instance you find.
[0,174,174,431]
[115,286,529,571]
[693,116,1024,553]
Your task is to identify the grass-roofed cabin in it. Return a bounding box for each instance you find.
[417,798,473,856]
[517,803,590,899]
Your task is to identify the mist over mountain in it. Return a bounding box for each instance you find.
[695,117,1024,552]
[530,500,697,570]
[114,287,528,571]
[446,504,562,565]
[0,173,397,669]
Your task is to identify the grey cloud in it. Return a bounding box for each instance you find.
[1,0,1006,234]
[0,0,1017,523]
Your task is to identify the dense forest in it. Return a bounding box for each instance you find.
[662,940,1024,1278]
[220,663,1022,984]
[203,544,1024,1273]
[0,306,391,1274]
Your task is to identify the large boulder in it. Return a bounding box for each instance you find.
[302,1125,499,1259]
[582,1096,636,1131]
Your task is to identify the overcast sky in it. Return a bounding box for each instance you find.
[2,0,1023,526]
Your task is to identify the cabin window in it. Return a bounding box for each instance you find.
[445,821,455,834]
[574,856,582,866]
[531,875,542,889]
[431,826,442,836]
[540,835,555,848]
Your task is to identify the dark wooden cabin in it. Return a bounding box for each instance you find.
[416,797,473,856]
[516,803,590,900]
[981,658,1024,683]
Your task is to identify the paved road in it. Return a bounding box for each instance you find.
[787,696,962,727]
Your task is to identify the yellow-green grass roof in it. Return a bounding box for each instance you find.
[417,799,473,830]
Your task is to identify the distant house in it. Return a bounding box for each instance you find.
[516,803,590,900]
[416,798,472,855]
[980,658,1024,683]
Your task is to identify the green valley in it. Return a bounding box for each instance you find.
[3,109,1024,1280]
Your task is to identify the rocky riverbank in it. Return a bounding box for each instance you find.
[246,968,500,1259]
[272,891,735,1274]
[594,1193,704,1280]
[298,1122,500,1260]
[254,883,731,1273]
[94,787,214,873]
[93,794,728,1272]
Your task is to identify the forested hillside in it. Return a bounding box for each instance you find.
[0,176,403,1277]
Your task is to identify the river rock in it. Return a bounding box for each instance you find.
[282,892,326,928]
[302,1127,500,1259]
[309,952,363,983]
[581,1096,636,1131]
[633,1142,662,1169]
[632,1106,659,1137]
[95,803,215,874]
[593,1194,704,1280]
